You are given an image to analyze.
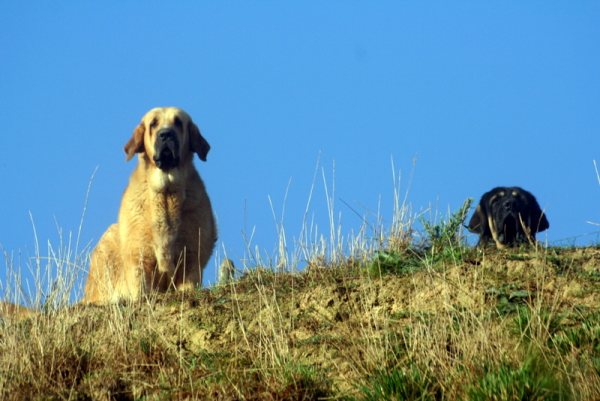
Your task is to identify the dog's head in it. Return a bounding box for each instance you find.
[124,107,210,171]
[467,187,549,247]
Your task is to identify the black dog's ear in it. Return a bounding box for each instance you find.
[469,188,501,234]
[536,212,550,233]
[519,190,549,233]
[467,204,487,233]
[529,199,549,233]
[124,122,145,161]
[188,121,210,161]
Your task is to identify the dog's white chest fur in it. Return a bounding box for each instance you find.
[149,168,185,192]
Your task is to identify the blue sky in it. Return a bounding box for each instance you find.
[1,2,599,301]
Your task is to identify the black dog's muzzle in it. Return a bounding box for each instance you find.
[495,202,527,245]
[154,128,180,171]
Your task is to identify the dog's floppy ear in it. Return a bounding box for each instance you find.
[536,212,550,233]
[124,123,145,161]
[188,121,210,161]
[467,204,487,233]
[526,194,550,233]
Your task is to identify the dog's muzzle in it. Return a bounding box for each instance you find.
[496,202,526,245]
[154,129,180,171]
[497,214,518,244]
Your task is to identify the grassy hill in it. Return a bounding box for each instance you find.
[0,242,598,400]
[0,198,598,400]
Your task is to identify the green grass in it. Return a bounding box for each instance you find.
[466,355,572,401]
[358,364,442,401]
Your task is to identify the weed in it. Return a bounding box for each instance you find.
[421,198,472,253]
[367,249,423,276]
[487,286,532,315]
[368,199,474,277]
[512,305,563,345]
[466,356,572,401]
[551,311,600,356]
[358,364,442,401]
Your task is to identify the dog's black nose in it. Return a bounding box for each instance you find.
[503,200,513,211]
[158,129,175,140]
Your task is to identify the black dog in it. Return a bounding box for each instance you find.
[467,187,549,248]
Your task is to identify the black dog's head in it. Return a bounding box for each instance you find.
[467,187,549,248]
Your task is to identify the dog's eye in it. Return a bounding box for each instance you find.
[150,119,158,129]
[174,117,183,129]
[489,194,500,204]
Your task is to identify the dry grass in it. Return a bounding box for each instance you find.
[1,244,599,400]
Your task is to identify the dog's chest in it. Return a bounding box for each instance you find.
[149,169,185,193]
[148,190,187,273]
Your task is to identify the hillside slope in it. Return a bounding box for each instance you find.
[1,246,599,400]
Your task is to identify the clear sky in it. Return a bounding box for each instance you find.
[1,2,599,301]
